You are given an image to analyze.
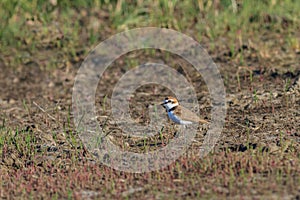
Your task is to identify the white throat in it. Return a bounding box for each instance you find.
[163,102,178,112]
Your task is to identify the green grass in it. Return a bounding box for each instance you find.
[1,0,300,69]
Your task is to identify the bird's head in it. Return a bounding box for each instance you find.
[161,96,179,112]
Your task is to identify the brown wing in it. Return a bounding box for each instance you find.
[179,106,208,124]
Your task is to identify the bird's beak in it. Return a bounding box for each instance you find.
[160,102,165,107]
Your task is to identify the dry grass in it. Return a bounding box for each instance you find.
[1,0,300,199]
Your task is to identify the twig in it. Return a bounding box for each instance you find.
[236,122,260,131]
[33,101,56,120]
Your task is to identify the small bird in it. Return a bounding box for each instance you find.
[161,96,208,125]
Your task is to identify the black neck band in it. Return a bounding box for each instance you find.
[168,106,177,112]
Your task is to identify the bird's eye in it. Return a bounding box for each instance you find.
[168,100,171,103]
